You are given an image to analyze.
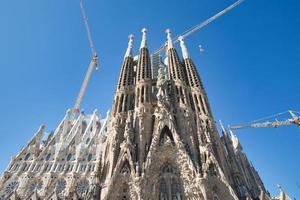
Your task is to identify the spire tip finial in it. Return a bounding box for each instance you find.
[129,34,134,40]
[179,35,189,59]
[124,34,134,58]
[178,35,184,41]
[165,28,173,50]
[140,27,148,49]
[142,28,147,33]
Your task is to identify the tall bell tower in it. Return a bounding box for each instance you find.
[99,29,266,200]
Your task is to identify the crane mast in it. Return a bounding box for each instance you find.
[72,0,99,118]
[153,0,244,55]
[229,110,300,130]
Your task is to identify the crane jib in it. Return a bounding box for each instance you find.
[152,0,245,55]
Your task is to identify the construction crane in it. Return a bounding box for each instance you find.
[73,0,244,118]
[153,0,244,55]
[72,0,99,118]
[229,110,300,130]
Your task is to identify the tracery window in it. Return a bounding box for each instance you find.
[159,164,182,200]
[29,180,43,192]
[55,179,66,194]
[171,178,181,200]
[4,181,18,195]
[160,179,168,200]
[76,179,90,196]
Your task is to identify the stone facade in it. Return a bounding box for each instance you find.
[0,28,290,200]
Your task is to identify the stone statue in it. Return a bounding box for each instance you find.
[156,66,171,110]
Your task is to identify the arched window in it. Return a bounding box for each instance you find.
[136,88,140,107]
[86,138,90,144]
[114,96,119,116]
[141,86,144,103]
[46,153,51,161]
[124,94,129,112]
[22,164,27,171]
[129,94,135,110]
[55,179,66,194]
[82,121,87,134]
[171,178,181,200]
[4,181,18,195]
[119,94,124,113]
[159,164,182,200]
[67,153,72,161]
[28,180,43,192]
[199,94,207,114]
[160,179,168,200]
[145,86,149,102]
[76,179,90,197]
[87,154,93,161]
[24,153,30,161]
[188,93,195,111]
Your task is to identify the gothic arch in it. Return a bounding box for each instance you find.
[120,160,131,176]
[159,126,175,145]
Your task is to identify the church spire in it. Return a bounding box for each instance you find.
[179,36,189,59]
[113,34,135,116]
[136,28,151,82]
[140,28,147,49]
[166,29,174,50]
[124,34,134,59]
[165,28,186,83]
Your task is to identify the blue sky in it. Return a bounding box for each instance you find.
[0,0,299,198]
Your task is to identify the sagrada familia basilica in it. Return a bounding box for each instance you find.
[0,28,292,200]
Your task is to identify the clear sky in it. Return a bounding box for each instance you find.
[0,0,299,198]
